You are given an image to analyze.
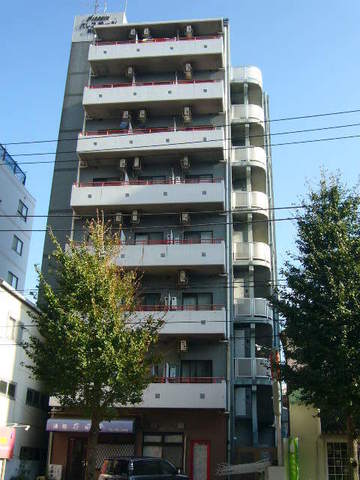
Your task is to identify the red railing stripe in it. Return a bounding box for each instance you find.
[119,239,223,246]
[87,79,219,89]
[137,304,224,311]
[80,125,217,137]
[74,177,223,187]
[152,376,224,384]
[94,35,222,46]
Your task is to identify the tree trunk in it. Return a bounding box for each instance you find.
[85,410,101,480]
[346,415,359,480]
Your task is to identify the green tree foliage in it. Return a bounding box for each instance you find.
[23,218,163,480]
[272,175,360,480]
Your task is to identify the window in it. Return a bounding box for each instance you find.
[17,200,28,221]
[0,318,23,343]
[12,235,23,256]
[183,231,213,244]
[133,460,160,476]
[143,293,161,306]
[142,433,184,469]
[181,360,212,379]
[327,442,349,479]
[0,379,16,399]
[26,388,48,410]
[135,232,163,244]
[106,459,129,476]
[182,292,213,310]
[7,272,18,289]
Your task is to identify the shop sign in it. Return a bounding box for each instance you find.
[0,427,16,459]
[46,418,134,433]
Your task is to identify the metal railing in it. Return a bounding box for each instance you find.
[234,357,271,378]
[120,238,223,246]
[80,125,217,137]
[234,298,273,319]
[136,304,224,312]
[88,79,219,89]
[0,143,26,185]
[94,34,222,46]
[74,177,223,187]
[152,376,224,384]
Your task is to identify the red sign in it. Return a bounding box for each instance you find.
[0,427,16,459]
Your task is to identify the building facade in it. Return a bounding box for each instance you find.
[0,279,48,480]
[0,144,36,291]
[43,12,279,480]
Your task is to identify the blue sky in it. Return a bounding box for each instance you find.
[1,0,359,294]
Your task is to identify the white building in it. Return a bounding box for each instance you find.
[0,279,47,480]
[0,144,36,292]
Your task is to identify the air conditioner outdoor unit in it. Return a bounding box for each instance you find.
[129,28,137,40]
[115,213,123,223]
[79,160,88,168]
[179,339,188,352]
[131,209,140,224]
[178,270,188,285]
[119,158,127,170]
[122,110,131,121]
[143,27,151,39]
[184,63,193,80]
[180,212,190,224]
[126,66,135,79]
[133,157,141,171]
[180,156,190,170]
[185,25,194,38]
[183,106,192,123]
[138,109,147,123]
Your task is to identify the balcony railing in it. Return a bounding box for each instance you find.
[234,298,273,319]
[75,177,223,187]
[233,242,271,267]
[1,143,26,185]
[137,304,223,312]
[81,125,217,137]
[95,34,222,46]
[152,376,224,384]
[121,238,223,246]
[232,191,269,213]
[88,79,220,89]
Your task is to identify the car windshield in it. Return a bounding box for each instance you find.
[107,460,128,475]
[133,460,160,476]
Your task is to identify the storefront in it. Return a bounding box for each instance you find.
[47,410,226,480]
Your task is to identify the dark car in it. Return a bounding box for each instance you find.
[99,457,189,480]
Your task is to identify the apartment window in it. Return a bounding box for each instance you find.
[182,292,213,310]
[142,433,184,468]
[26,388,48,410]
[135,232,163,244]
[0,317,23,343]
[142,293,161,306]
[12,235,24,256]
[7,272,18,289]
[183,231,213,244]
[17,200,28,221]
[327,442,349,479]
[0,379,16,399]
[181,360,212,379]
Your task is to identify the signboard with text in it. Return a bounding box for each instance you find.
[0,427,16,459]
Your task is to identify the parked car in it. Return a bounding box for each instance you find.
[99,457,189,480]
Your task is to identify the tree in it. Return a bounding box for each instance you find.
[24,218,163,480]
[272,174,360,480]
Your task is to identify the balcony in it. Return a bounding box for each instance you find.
[232,191,269,215]
[234,358,271,380]
[132,305,226,337]
[88,36,224,75]
[234,298,273,323]
[76,126,225,161]
[50,378,226,409]
[136,377,226,409]
[83,80,224,118]
[70,178,225,213]
[232,146,266,170]
[231,66,263,88]
[115,239,226,272]
[231,104,264,125]
[233,242,271,269]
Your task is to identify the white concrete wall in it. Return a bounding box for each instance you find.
[232,146,266,169]
[0,167,35,290]
[89,37,223,63]
[83,80,224,108]
[77,127,225,157]
[0,282,47,480]
[232,104,265,124]
[233,242,271,266]
[132,308,226,336]
[71,181,225,210]
[231,66,263,88]
[115,242,225,269]
[232,191,268,212]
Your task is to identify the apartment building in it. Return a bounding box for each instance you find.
[43,12,279,480]
[0,144,36,291]
[0,279,48,480]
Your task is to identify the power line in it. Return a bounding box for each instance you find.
[2,132,360,167]
[3,108,360,147]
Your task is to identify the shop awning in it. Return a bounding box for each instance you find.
[46,418,134,433]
